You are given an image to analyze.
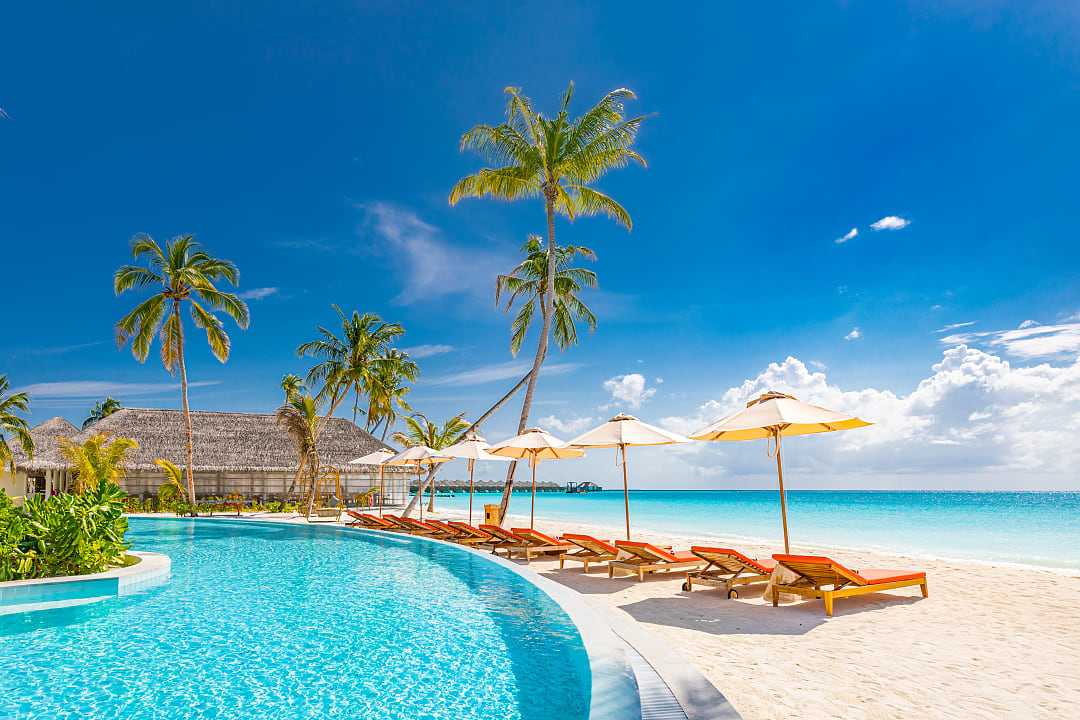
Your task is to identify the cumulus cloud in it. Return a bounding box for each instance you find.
[602,373,657,409]
[835,227,859,245]
[940,322,1080,359]
[238,287,279,300]
[844,327,862,341]
[537,415,597,435]
[657,349,1080,487]
[359,202,509,305]
[403,344,454,359]
[870,215,911,231]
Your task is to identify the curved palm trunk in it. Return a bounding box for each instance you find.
[401,466,436,518]
[173,301,197,511]
[496,196,558,524]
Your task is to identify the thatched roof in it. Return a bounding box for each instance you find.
[15,408,401,474]
[9,416,80,471]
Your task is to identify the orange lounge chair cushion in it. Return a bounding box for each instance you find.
[773,554,925,586]
[479,524,522,542]
[510,528,563,545]
[615,540,694,563]
[563,534,619,555]
[691,546,776,575]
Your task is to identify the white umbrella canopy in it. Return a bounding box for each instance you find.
[690,391,872,552]
[569,414,689,540]
[349,448,397,516]
[440,432,511,524]
[488,428,584,528]
[385,446,451,521]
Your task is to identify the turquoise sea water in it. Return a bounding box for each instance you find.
[438,490,1080,571]
[0,518,590,720]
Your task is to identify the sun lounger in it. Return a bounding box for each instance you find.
[427,520,469,540]
[381,515,435,535]
[397,516,448,536]
[345,510,395,530]
[509,528,575,561]
[770,554,928,616]
[447,521,496,545]
[559,534,619,572]
[608,540,707,581]
[478,524,530,557]
[683,546,776,598]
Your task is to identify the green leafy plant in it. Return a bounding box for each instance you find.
[59,433,138,494]
[154,458,187,510]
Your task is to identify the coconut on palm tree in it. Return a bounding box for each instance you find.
[364,348,418,440]
[275,392,323,516]
[58,433,138,494]
[0,375,33,473]
[450,82,646,520]
[114,234,250,504]
[83,397,122,429]
[393,413,469,515]
[297,307,405,428]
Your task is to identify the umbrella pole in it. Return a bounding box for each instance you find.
[379,464,384,517]
[530,454,537,529]
[774,431,791,553]
[620,444,631,541]
[468,458,475,525]
[417,464,423,522]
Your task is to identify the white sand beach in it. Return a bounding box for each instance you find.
[426,507,1080,720]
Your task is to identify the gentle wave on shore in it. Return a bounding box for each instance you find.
[432,489,1080,571]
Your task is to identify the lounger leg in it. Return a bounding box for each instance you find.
[772,588,779,607]
[608,565,614,578]
[921,580,929,598]
[823,591,834,617]
[559,555,565,569]
[637,569,645,582]
[582,559,589,573]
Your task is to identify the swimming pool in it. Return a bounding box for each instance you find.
[0,518,593,719]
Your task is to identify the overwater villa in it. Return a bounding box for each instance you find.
[2,408,408,503]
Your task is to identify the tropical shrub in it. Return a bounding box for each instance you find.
[59,433,138,494]
[0,481,130,581]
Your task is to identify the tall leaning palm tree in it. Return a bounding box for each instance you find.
[0,376,33,474]
[393,412,469,516]
[114,234,250,504]
[297,307,405,429]
[496,235,598,356]
[450,82,646,519]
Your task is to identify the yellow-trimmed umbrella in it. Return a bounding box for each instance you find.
[569,414,689,540]
[349,448,396,516]
[487,428,584,528]
[385,445,451,522]
[690,391,872,553]
[439,432,511,525]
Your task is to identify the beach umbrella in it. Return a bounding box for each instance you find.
[440,431,511,525]
[690,391,872,553]
[569,414,689,541]
[487,428,585,528]
[349,448,396,516]
[385,445,451,522]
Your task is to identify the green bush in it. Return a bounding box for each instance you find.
[0,480,130,581]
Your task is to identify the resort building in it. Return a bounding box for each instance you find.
[1,408,408,503]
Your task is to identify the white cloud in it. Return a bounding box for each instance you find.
[940,322,1080,359]
[16,380,221,398]
[930,304,943,311]
[844,327,862,341]
[1018,320,1040,329]
[403,344,454,359]
[602,373,657,409]
[935,321,975,333]
[537,415,597,435]
[655,377,664,384]
[656,349,1080,487]
[359,202,510,305]
[25,341,107,356]
[870,215,911,231]
[835,227,859,245]
[238,287,279,300]
[424,361,582,387]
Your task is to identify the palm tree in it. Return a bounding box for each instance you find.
[83,397,122,429]
[154,458,187,506]
[393,413,470,515]
[297,307,405,428]
[364,349,418,440]
[496,235,598,355]
[280,374,304,403]
[0,376,33,474]
[114,234,250,504]
[450,83,646,519]
[275,393,322,516]
[58,433,138,494]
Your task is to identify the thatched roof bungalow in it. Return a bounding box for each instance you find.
[2,408,408,502]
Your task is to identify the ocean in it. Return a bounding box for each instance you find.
[433,490,1080,572]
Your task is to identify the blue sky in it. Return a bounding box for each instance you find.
[3,2,1079,489]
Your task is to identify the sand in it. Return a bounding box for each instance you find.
[424,506,1080,720]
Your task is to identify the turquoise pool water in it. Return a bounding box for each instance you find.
[0,518,591,719]
[438,490,1080,571]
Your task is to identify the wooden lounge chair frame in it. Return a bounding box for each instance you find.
[683,546,776,598]
[478,525,529,557]
[771,554,928,617]
[447,522,495,546]
[508,528,574,562]
[559,534,619,573]
[426,520,469,540]
[381,515,433,535]
[608,541,707,581]
[345,510,395,530]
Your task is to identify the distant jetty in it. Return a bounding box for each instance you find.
[411,478,565,493]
